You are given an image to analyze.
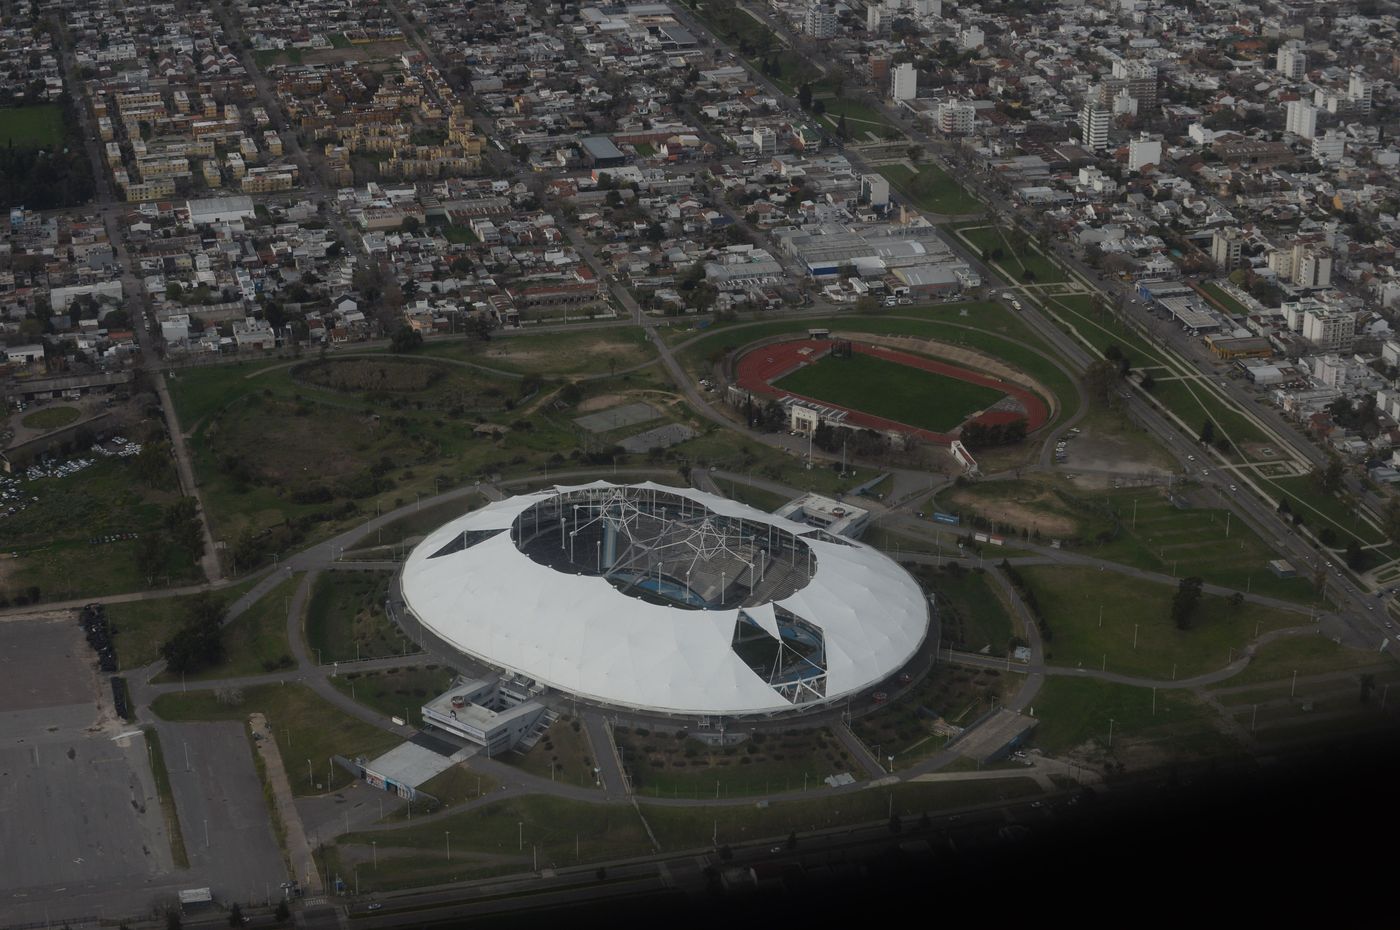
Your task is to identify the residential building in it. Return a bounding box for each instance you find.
[1284,100,1317,140]
[1348,72,1372,111]
[1292,244,1332,289]
[936,101,975,135]
[1079,99,1109,152]
[1127,134,1162,172]
[752,127,777,156]
[1300,306,1353,351]
[860,173,890,209]
[1211,228,1244,270]
[1277,43,1307,80]
[891,62,917,102]
[804,1,838,38]
[1312,129,1346,163]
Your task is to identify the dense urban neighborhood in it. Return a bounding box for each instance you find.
[2,0,1399,926]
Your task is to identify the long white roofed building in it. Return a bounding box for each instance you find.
[400,482,929,717]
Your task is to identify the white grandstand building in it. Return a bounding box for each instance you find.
[400,482,929,717]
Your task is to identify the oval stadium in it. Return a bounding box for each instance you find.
[399,481,929,717]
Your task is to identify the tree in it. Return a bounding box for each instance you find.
[166,911,182,930]
[160,594,226,673]
[1199,419,1215,445]
[228,903,243,927]
[1171,576,1204,630]
[786,830,798,849]
[837,114,849,139]
[1384,499,1400,545]
[274,899,290,923]
[1312,456,1344,493]
[400,215,421,235]
[1345,537,1364,571]
[1082,359,1122,407]
[390,326,423,353]
[797,82,812,110]
[1360,673,1376,704]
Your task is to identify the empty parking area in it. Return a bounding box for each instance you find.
[0,613,97,713]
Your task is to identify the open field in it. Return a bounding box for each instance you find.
[1014,565,1309,680]
[151,684,401,796]
[423,327,657,378]
[106,579,258,670]
[20,406,80,430]
[329,664,458,724]
[775,351,1006,434]
[0,104,64,148]
[913,564,1014,654]
[1027,677,1231,761]
[852,664,1016,764]
[1209,634,1395,688]
[878,162,981,216]
[340,795,652,873]
[2,455,202,603]
[956,225,1066,284]
[169,355,586,569]
[154,574,299,681]
[1260,475,1388,547]
[642,778,1044,848]
[305,571,417,663]
[817,97,902,141]
[614,726,856,799]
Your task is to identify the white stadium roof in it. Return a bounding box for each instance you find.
[400,481,929,716]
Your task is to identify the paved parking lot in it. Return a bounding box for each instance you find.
[0,614,172,903]
[160,721,289,902]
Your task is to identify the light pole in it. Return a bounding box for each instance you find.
[518,821,523,851]
[445,830,451,861]
[1107,718,1114,749]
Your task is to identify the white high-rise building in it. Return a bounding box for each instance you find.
[936,101,975,135]
[1211,229,1244,271]
[1348,72,1372,112]
[959,25,985,50]
[1284,100,1317,140]
[1276,43,1306,80]
[860,173,891,208]
[867,4,882,31]
[752,127,777,156]
[891,62,918,101]
[1292,243,1332,289]
[1128,134,1162,172]
[804,1,838,39]
[1312,129,1345,163]
[1079,99,1109,152]
[913,0,940,14]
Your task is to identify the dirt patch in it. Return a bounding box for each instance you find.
[577,393,628,413]
[945,487,1078,538]
[294,358,444,393]
[302,40,410,64]
[1240,441,1279,460]
[1064,431,1175,480]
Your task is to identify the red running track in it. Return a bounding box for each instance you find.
[734,338,1049,442]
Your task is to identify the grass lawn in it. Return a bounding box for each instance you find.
[722,482,792,513]
[818,97,902,141]
[878,163,981,216]
[852,663,1016,764]
[427,326,657,378]
[341,794,652,867]
[382,763,500,820]
[348,494,484,552]
[956,225,1066,284]
[305,571,417,663]
[329,664,456,725]
[634,142,656,157]
[107,579,258,670]
[329,33,353,49]
[21,406,81,430]
[917,565,1015,654]
[151,684,400,796]
[1147,378,1272,452]
[1211,634,1394,688]
[499,716,598,790]
[3,455,203,603]
[1260,475,1387,547]
[155,574,299,681]
[614,726,856,799]
[438,224,477,245]
[641,778,1043,849]
[0,104,64,148]
[1015,565,1308,679]
[774,351,1006,433]
[1086,487,1320,602]
[1027,677,1224,757]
